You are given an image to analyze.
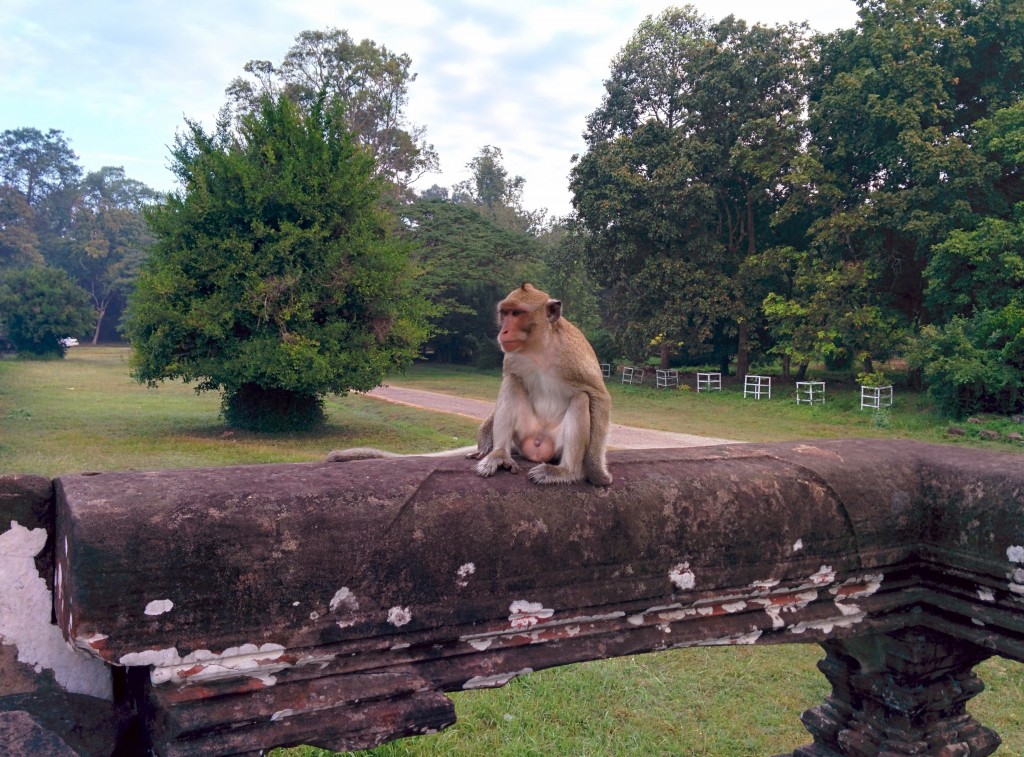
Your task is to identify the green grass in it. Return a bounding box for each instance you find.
[0,347,479,477]
[1,348,1021,755]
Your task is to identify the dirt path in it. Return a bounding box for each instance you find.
[368,385,735,449]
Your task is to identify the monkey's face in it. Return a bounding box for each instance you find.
[497,305,533,353]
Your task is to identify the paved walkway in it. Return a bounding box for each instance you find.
[368,385,735,449]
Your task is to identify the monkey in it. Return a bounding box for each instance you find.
[467,283,612,486]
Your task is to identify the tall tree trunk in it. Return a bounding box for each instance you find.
[659,342,671,370]
[781,354,791,380]
[736,320,749,378]
[91,305,107,345]
[863,356,875,374]
[796,362,809,381]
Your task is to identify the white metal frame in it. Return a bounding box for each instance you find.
[621,366,645,385]
[860,384,893,410]
[743,374,771,399]
[696,372,722,393]
[796,381,826,405]
[655,369,679,389]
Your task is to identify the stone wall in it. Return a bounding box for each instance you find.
[2,439,1022,755]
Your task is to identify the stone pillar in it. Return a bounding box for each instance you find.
[794,627,1000,756]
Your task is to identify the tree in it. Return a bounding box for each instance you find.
[907,307,1024,418]
[802,0,1024,323]
[451,146,546,234]
[0,266,93,358]
[571,7,810,371]
[225,28,437,194]
[124,94,433,431]
[67,167,158,343]
[0,185,44,269]
[400,196,542,365]
[0,128,81,249]
[761,255,904,377]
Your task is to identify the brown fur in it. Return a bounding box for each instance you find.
[468,284,612,486]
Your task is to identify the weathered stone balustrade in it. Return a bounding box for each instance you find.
[2,439,1023,755]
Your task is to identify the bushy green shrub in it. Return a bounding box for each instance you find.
[124,94,434,432]
[0,266,93,358]
[907,306,1024,418]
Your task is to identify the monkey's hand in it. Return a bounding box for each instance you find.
[475,451,519,477]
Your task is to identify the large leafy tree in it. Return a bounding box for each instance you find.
[0,185,43,269]
[0,128,82,261]
[66,167,159,343]
[225,28,437,194]
[802,0,1024,321]
[451,145,547,234]
[401,197,541,365]
[0,266,93,358]
[125,94,433,431]
[571,7,809,371]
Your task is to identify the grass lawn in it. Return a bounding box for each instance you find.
[1,348,1021,756]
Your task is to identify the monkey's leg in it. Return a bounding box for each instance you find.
[475,377,526,477]
[527,393,588,485]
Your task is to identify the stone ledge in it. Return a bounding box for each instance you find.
[46,440,1023,755]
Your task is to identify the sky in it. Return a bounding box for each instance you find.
[1,0,861,218]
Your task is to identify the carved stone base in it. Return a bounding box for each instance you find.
[792,627,1000,756]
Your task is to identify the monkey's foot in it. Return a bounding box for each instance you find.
[475,453,519,477]
[527,463,585,485]
[586,467,614,486]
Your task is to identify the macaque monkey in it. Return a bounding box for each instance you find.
[468,283,612,486]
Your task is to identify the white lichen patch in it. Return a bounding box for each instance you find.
[809,565,836,586]
[669,629,763,649]
[1008,545,1024,563]
[144,599,174,616]
[328,588,360,629]
[656,608,698,623]
[789,606,866,635]
[329,587,355,612]
[387,606,412,627]
[0,521,112,700]
[468,638,493,651]
[508,600,554,629]
[456,563,476,587]
[721,601,747,614]
[669,562,696,590]
[830,574,883,599]
[271,709,294,722]
[121,643,288,686]
[462,667,534,690]
[977,588,996,603]
[793,539,804,552]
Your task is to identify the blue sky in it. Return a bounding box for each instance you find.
[1,0,859,217]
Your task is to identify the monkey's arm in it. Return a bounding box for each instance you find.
[474,374,526,477]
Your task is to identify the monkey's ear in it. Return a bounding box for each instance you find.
[545,299,562,323]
